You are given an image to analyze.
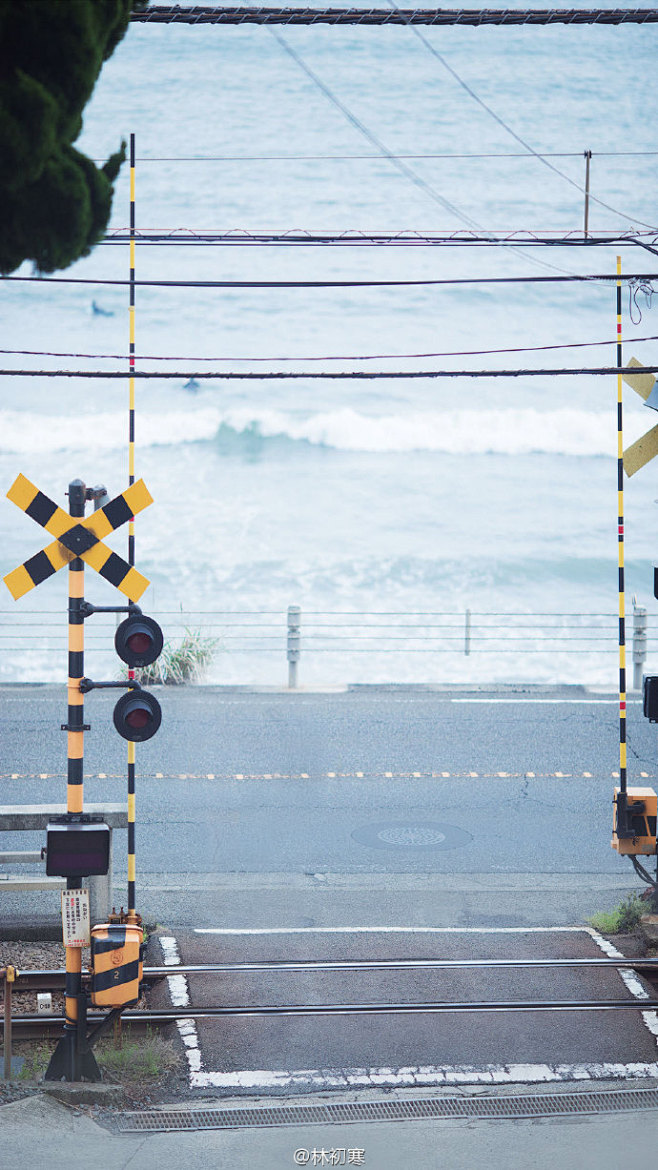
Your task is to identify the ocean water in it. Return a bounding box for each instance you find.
[1,0,658,685]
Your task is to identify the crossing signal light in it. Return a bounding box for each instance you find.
[115,613,163,668]
[113,690,162,742]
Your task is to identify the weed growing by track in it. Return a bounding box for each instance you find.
[586,892,645,934]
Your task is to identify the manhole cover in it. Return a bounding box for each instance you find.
[351,821,472,851]
[377,826,446,846]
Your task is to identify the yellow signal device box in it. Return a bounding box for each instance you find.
[611,786,658,855]
[90,922,142,1007]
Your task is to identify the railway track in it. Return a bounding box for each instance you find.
[5,955,658,1042]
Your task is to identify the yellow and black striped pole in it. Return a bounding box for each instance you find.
[617,255,629,827]
[45,478,100,1081]
[129,132,136,566]
[127,131,137,919]
[67,480,86,819]
[65,479,85,1053]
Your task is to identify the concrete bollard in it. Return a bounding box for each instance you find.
[88,827,113,925]
[287,606,301,688]
[633,602,647,691]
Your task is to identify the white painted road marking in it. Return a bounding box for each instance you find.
[160,935,202,1077]
[195,926,610,935]
[170,926,658,1090]
[189,1061,658,1091]
[450,698,642,705]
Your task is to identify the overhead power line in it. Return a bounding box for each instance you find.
[104,151,658,162]
[269,25,482,232]
[129,8,658,28]
[2,365,657,379]
[99,230,658,248]
[385,0,657,232]
[3,335,657,362]
[3,272,658,288]
[267,24,571,274]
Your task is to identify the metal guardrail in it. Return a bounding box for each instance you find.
[0,604,652,688]
[0,804,128,926]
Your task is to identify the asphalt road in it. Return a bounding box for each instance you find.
[148,926,658,1093]
[5,684,658,1096]
[1,684,656,929]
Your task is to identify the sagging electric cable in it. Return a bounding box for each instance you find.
[3,334,658,362]
[3,272,658,288]
[386,0,658,233]
[2,365,657,380]
[266,21,573,276]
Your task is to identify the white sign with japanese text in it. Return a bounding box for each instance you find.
[61,889,90,947]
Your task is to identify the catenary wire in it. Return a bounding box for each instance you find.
[385,0,658,232]
[2,365,656,379]
[97,230,658,244]
[129,8,658,28]
[3,273,658,287]
[137,3,656,265]
[265,21,573,276]
[99,151,658,162]
[1,335,657,362]
[129,5,658,242]
[267,25,482,232]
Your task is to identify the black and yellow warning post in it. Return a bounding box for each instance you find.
[612,257,658,875]
[614,256,631,845]
[128,131,137,919]
[46,479,101,1081]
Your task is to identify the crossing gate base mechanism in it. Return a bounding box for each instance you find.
[90,922,143,1007]
[612,787,658,855]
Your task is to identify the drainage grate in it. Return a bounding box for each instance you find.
[117,1086,658,1132]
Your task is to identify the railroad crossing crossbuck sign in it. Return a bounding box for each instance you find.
[622,358,658,477]
[3,474,152,600]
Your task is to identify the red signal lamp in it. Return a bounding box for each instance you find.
[115,613,163,668]
[113,689,162,742]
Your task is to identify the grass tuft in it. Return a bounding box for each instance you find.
[13,1027,179,1084]
[96,1028,179,1082]
[127,628,218,685]
[16,1042,50,1081]
[586,892,645,935]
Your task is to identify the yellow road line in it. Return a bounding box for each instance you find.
[2,770,647,781]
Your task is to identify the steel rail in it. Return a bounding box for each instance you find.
[10,957,658,983]
[147,958,658,974]
[7,999,658,1027]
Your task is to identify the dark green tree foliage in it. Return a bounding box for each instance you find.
[0,0,136,274]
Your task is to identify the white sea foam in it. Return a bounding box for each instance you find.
[0,405,627,457]
[0,408,223,454]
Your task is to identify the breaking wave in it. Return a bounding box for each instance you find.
[0,405,624,457]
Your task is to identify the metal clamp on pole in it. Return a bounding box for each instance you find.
[287,605,301,688]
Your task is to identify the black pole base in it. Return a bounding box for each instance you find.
[44,996,102,1082]
[44,1032,102,1082]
